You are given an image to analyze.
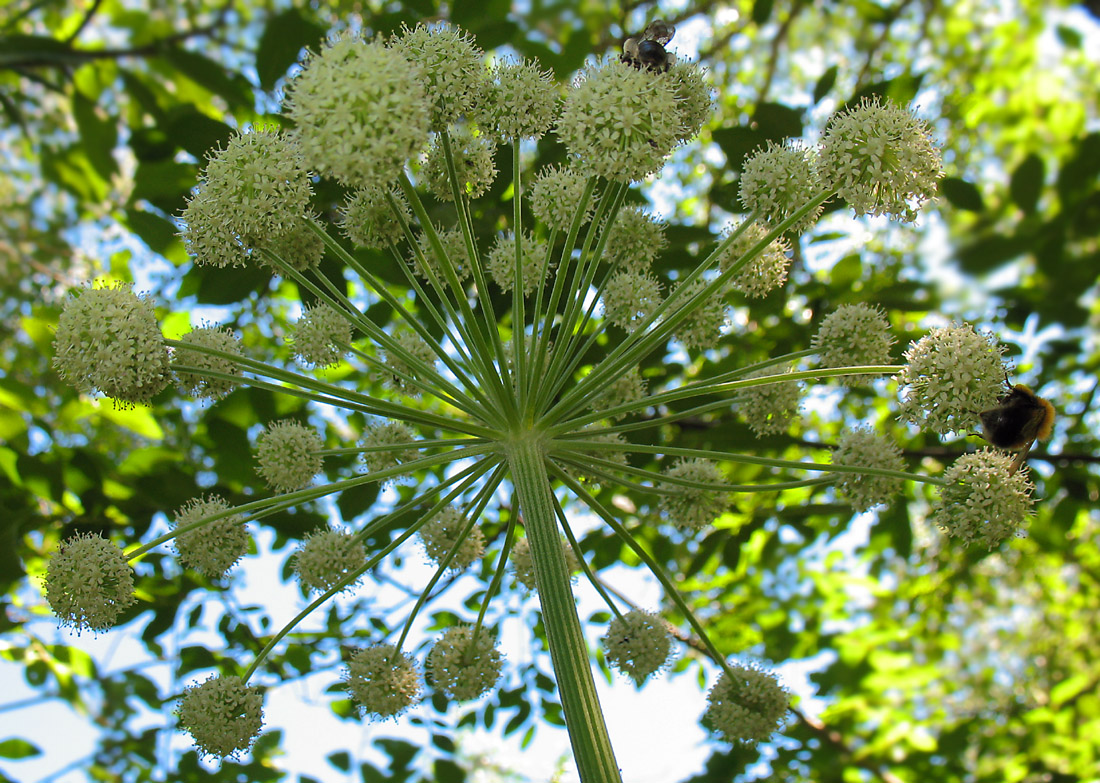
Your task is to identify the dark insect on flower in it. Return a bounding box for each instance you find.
[622,20,676,73]
[979,382,1055,474]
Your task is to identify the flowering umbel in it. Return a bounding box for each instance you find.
[602,610,673,684]
[42,19,1034,783]
[344,644,422,720]
[45,533,135,633]
[704,663,790,744]
[932,450,1034,547]
[53,284,169,406]
[177,676,264,759]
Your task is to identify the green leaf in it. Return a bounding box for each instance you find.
[96,405,165,441]
[72,93,118,180]
[327,751,351,772]
[956,234,1023,272]
[712,126,773,172]
[1055,24,1082,49]
[1050,673,1091,707]
[454,0,512,30]
[0,738,41,759]
[813,65,838,104]
[434,758,466,783]
[939,177,984,212]
[752,0,775,25]
[124,208,184,259]
[163,106,233,160]
[256,9,326,92]
[162,47,252,109]
[1009,153,1044,215]
[753,102,804,140]
[431,733,456,753]
[131,159,195,215]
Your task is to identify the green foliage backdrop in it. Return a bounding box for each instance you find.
[2,1,1098,781]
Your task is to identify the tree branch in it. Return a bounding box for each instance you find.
[6,1,233,70]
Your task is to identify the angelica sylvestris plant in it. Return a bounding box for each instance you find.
[45,22,1045,780]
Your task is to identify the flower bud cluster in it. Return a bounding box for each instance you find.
[704,663,789,745]
[591,367,648,420]
[174,326,243,400]
[425,625,503,701]
[45,533,135,633]
[53,284,169,406]
[601,271,663,332]
[413,226,473,284]
[658,459,730,531]
[361,420,418,475]
[671,279,728,352]
[294,527,366,593]
[255,420,324,492]
[720,222,792,299]
[177,675,264,759]
[831,427,905,512]
[383,331,439,396]
[292,304,353,368]
[602,206,667,274]
[511,536,580,591]
[180,129,319,269]
[389,24,487,130]
[485,231,550,296]
[739,142,822,234]
[419,506,485,572]
[344,644,422,720]
[530,165,592,230]
[557,58,681,183]
[932,449,1034,548]
[423,128,497,202]
[286,36,430,189]
[897,324,1007,436]
[666,60,714,143]
[737,367,802,436]
[173,495,249,579]
[812,303,895,371]
[602,609,673,685]
[484,60,560,140]
[817,97,942,222]
[341,187,410,249]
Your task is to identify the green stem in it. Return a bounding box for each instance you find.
[552,452,838,494]
[552,499,623,621]
[391,463,507,653]
[507,436,622,783]
[552,464,741,683]
[550,364,904,436]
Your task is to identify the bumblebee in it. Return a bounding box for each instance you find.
[622,20,675,73]
[979,382,1055,473]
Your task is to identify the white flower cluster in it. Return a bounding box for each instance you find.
[344,644,422,720]
[45,533,135,633]
[932,449,1034,548]
[831,427,905,512]
[704,663,790,745]
[177,675,264,759]
[53,284,169,406]
[425,625,503,701]
[602,609,673,684]
[897,324,1007,436]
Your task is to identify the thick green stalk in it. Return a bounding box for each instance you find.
[507,437,621,783]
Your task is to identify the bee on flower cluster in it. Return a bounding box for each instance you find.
[622,20,676,73]
[979,381,1055,474]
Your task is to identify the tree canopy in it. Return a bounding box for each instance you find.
[2,1,1099,782]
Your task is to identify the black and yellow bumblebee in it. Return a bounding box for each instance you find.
[979,382,1056,474]
[621,20,676,73]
